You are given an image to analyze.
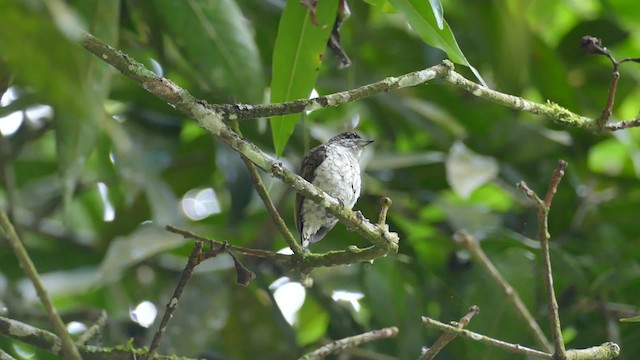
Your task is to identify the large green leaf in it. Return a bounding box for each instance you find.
[0,1,119,217]
[270,0,339,157]
[387,0,485,85]
[153,0,265,103]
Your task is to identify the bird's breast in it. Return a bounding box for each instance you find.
[312,147,361,208]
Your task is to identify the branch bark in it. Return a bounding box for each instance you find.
[299,327,399,360]
[81,33,399,263]
[518,160,568,359]
[0,209,82,360]
[0,316,188,360]
[455,231,552,352]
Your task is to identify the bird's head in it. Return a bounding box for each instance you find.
[328,132,374,157]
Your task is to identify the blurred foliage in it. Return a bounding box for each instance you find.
[1,0,640,359]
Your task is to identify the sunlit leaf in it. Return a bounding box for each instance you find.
[587,138,628,176]
[428,0,444,29]
[387,0,486,85]
[446,141,499,199]
[270,0,339,156]
[296,295,330,346]
[437,192,502,235]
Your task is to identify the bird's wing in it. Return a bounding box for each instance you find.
[295,144,328,236]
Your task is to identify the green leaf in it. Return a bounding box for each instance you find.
[0,1,119,218]
[270,0,339,157]
[153,0,264,103]
[620,315,640,323]
[387,0,486,85]
[588,138,628,176]
[59,0,120,215]
[296,295,330,346]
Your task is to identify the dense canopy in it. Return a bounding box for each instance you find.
[1,1,639,359]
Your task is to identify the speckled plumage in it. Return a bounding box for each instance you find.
[295,132,373,249]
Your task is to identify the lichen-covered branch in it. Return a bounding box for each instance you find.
[0,316,187,360]
[145,242,204,360]
[420,305,480,360]
[81,33,637,151]
[422,315,552,359]
[421,316,619,360]
[0,210,82,360]
[166,225,393,273]
[81,33,399,263]
[299,326,399,360]
[76,310,107,346]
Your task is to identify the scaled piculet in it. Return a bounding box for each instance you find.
[295,132,373,249]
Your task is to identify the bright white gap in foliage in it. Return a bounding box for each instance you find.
[331,290,364,312]
[180,188,221,220]
[97,182,115,222]
[270,277,306,325]
[130,300,157,328]
[67,321,86,335]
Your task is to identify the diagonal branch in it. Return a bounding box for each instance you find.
[80,33,602,136]
[226,120,303,254]
[421,315,619,360]
[81,33,399,262]
[0,209,82,360]
[518,160,568,359]
[299,326,399,360]
[420,305,480,360]
[422,315,552,359]
[455,231,552,352]
[0,315,188,360]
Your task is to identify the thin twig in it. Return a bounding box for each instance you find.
[543,161,567,208]
[0,209,82,360]
[605,117,640,131]
[377,197,392,227]
[165,224,395,273]
[80,32,599,139]
[421,316,552,359]
[165,225,284,259]
[145,241,204,360]
[454,231,552,352]
[242,153,303,254]
[581,36,640,130]
[0,136,18,227]
[517,160,568,359]
[424,313,619,360]
[227,120,303,254]
[420,305,480,360]
[597,70,619,128]
[76,309,107,346]
[299,327,399,360]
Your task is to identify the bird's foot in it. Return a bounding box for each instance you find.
[347,210,365,232]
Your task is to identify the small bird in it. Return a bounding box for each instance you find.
[295,132,374,249]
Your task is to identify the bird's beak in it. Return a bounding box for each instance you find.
[359,139,374,147]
